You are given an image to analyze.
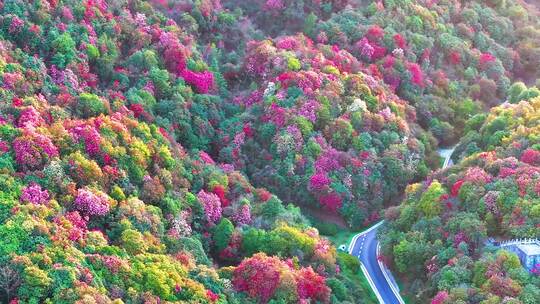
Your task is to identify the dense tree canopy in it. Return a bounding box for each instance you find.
[0,0,538,303]
[380,97,540,303]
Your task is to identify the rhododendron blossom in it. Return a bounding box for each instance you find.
[129,104,146,118]
[408,63,425,87]
[243,123,254,137]
[20,183,49,205]
[310,172,331,190]
[296,267,330,302]
[70,124,101,156]
[264,0,284,10]
[449,51,461,64]
[276,37,298,50]
[206,290,219,302]
[317,32,328,44]
[169,210,192,238]
[199,151,215,164]
[180,69,215,94]
[74,187,110,216]
[393,34,406,48]
[2,72,22,89]
[233,204,252,225]
[9,16,24,34]
[197,190,222,224]
[463,167,492,184]
[315,150,342,172]
[266,103,286,127]
[212,184,229,207]
[431,291,449,304]
[232,253,330,303]
[54,211,88,243]
[0,140,8,154]
[366,25,384,42]
[391,48,404,58]
[520,148,540,165]
[160,32,189,73]
[256,188,272,202]
[233,253,282,302]
[17,106,44,128]
[318,192,342,212]
[383,56,396,68]
[13,132,59,170]
[479,52,496,66]
[356,38,374,59]
[371,44,387,60]
[483,191,501,216]
[450,180,464,197]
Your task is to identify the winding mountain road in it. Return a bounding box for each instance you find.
[349,222,404,304]
[348,146,456,303]
[438,146,456,168]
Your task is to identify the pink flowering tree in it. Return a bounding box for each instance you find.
[318,192,342,213]
[232,204,252,226]
[264,0,284,11]
[463,167,492,184]
[309,172,331,190]
[232,253,282,303]
[356,38,375,60]
[20,183,49,205]
[407,63,425,87]
[74,187,110,216]
[479,52,496,69]
[17,106,44,128]
[296,267,330,302]
[70,124,102,156]
[520,148,540,165]
[197,190,222,224]
[13,131,59,171]
[159,31,189,74]
[180,69,215,94]
[431,291,449,304]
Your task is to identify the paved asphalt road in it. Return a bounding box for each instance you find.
[350,225,402,304]
[349,147,457,303]
[438,146,456,168]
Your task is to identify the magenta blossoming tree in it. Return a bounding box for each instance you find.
[74,187,110,216]
[197,190,222,224]
[180,69,215,94]
[20,183,50,205]
[309,172,331,190]
[13,131,59,170]
[232,204,251,226]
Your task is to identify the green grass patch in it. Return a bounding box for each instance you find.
[313,219,383,249]
[340,266,379,304]
[309,218,357,248]
[328,229,356,248]
[439,155,445,168]
[335,252,378,304]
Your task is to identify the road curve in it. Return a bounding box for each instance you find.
[349,222,404,304]
[437,145,457,168]
[348,147,457,303]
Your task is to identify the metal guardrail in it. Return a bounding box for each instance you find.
[376,243,405,304]
[499,238,539,248]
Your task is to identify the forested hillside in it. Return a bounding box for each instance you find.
[380,95,540,303]
[0,0,538,303]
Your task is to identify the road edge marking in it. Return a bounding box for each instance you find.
[376,243,405,304]
[360,262,385,304]
[348,221,386,304]
[348,221,384,253]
